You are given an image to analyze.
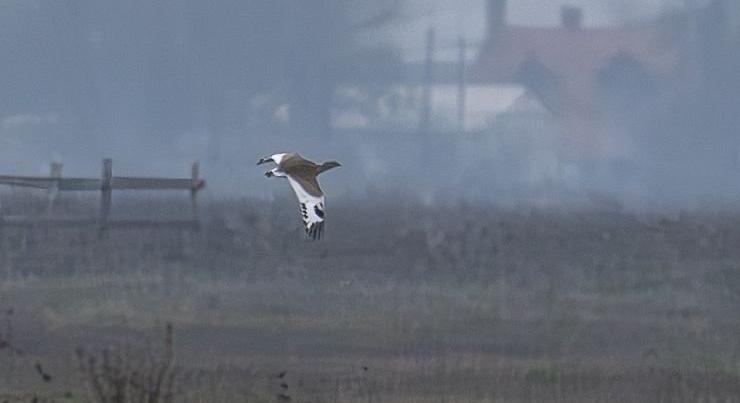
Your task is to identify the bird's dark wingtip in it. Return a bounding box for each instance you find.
[306,222,324,240]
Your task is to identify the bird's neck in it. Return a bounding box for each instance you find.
[272,153,287,165]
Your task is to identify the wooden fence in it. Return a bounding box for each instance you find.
[0,159,205,231]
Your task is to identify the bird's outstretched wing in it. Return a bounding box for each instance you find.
[286,176,325,240]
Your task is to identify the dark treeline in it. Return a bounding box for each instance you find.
[0,0,401,147]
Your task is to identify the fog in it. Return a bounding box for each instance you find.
[7,2,740,401]
[0,0,737,209]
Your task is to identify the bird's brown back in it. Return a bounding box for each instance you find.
[279,154,323,197]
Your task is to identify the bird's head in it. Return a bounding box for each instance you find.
[257,156,273,165]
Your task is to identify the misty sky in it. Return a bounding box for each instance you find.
[386,0,695,61]
[0,0,733,207]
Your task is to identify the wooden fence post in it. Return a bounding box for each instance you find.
[47,162,63,217]
[190,162,200,223]
[99,158,112,233]
[0,203,7,281]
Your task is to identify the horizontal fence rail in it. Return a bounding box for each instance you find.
[0,159,206,232]
[0,176,204,191]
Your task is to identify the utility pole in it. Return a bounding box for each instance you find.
[457,36,467,132]
[419,27,435,135]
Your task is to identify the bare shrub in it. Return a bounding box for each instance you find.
[76,323,177,403]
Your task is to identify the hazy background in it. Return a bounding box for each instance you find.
[387,0,686,61]
[0,0,736,209]
[6,2,740,402]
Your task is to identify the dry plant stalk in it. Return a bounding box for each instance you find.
[76,323,177,403]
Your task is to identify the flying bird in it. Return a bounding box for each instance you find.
[258,153,341,240]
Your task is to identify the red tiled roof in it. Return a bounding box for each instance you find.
[470,23,683,118]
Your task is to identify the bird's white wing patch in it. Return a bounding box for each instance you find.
[286,176,325,240]
[271,153,287,165]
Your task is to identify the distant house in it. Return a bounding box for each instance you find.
[330,82,551,132]
[469,0,689,156]
[330,59,551,133]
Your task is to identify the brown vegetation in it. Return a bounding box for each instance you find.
[2,191,740,402]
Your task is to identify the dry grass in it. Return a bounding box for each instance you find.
[2,191,740,401]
